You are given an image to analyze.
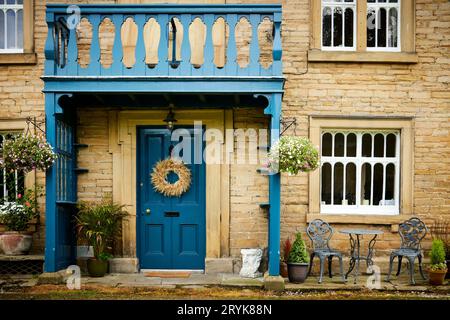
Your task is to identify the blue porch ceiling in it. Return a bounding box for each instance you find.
[63,93,270,109]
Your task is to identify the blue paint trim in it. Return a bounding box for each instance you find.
[43,77,284,94]
[44,93,77,272]
[44,93,57,272]
[264,93,282,277]
[46,4,282,15]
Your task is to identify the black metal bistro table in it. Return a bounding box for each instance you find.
[339,229,384,283]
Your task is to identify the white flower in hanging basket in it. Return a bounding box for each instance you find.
[268,136,320,175]
[2,133,57,173]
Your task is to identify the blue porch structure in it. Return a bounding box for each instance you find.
[43,4,284,275]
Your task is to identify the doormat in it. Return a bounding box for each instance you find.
[144,271,192,278]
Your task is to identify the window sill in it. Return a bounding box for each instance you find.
[307,214,407,226]
[308,50,419,64]
[0,53,37,65]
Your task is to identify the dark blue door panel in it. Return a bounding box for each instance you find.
[137,127,205,270]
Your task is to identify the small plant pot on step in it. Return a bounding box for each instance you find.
[287,262,309,283]
[428,269,447,286]
[0,232,32,255]
[87,258,109,277]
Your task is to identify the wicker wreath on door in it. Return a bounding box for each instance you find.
[150,158,191,197]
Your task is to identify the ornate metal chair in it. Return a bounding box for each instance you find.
[386,217,428,285]
[306,219,345,283]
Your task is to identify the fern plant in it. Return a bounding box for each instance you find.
[288,232,310,264]
[75,200,128,261]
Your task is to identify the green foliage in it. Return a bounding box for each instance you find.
[288,233,310,264]
[429,263,447,272]
[430,239,446,266]
[268,136,320,175]
[75,199,128,260]
[0,188,41,231]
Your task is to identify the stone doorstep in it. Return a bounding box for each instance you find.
[31,271,449,292]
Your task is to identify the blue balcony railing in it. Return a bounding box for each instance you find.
[45,4,282,78]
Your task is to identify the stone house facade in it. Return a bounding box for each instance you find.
[0,0,448,275]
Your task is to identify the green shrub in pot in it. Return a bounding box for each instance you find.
[287,232,310,283]
[428,239,448,285]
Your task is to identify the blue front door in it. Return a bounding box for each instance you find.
[137,127,206,270]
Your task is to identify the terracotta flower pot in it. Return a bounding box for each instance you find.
[287,262,309,283]
[428,268,447,286]
[0,231,32,255]
[87,258,109,277]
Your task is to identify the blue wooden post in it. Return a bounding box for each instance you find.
[44,93,60,272]
[265,93,282,276]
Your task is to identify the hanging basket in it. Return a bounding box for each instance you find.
[268,136,320,175]
[150,158,191,197]
[1,133,57,173]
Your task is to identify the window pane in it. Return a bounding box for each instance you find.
[17,9,22,49]
[334,133,344,157]
[6,9,15,49]
[377,8,387,47]
[386,133,396,157]
[321,163,332,205]
[385,164,395,204]
[334,163,343,205]
[367,8,376,47]
[322,7,332,47]
[362,133,372,157]
[373,163,384,205]
[361,163,371,205]
[388,8,398,48]
[346,133,356,157]
[346,163,356,205]
[322,132,332,156]
[333,7,343,47]
[0,11,4,49]
[6,0,15,4]
[344,8,353,47]
[374,133,384,157]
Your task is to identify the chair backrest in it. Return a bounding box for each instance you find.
[399,217,428,250]
[306,219,333,251]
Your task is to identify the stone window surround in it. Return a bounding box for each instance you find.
[0,0,36,65]
[309,0,417,63]
[308,115,414,226]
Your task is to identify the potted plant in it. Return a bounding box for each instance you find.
[428,239,448,285]
[0,189,39,255]
[280,237,291,278]
[430,219,450,279]
[75,199,128,277]
[287,232,310,283]
[268,136,319,175]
